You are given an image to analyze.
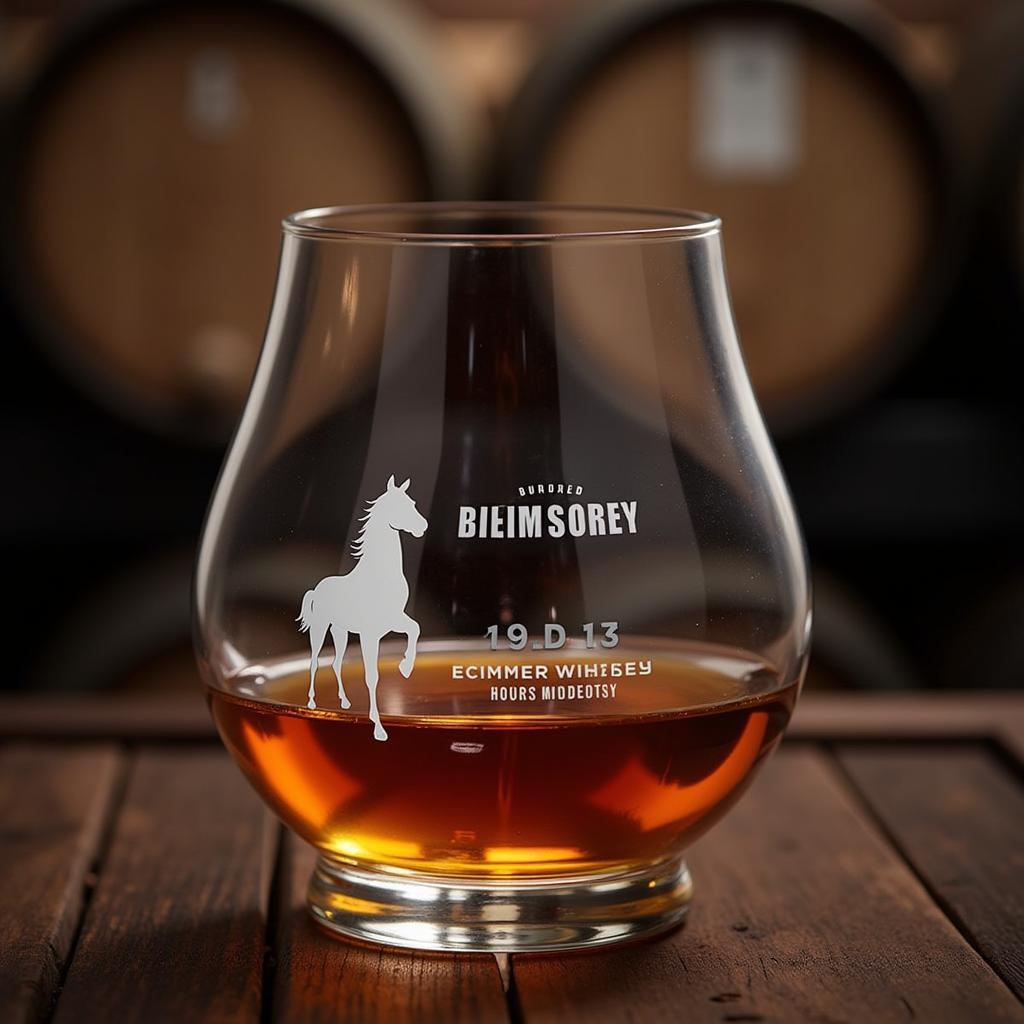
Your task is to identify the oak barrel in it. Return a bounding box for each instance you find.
[499,0,954,430]
[3,0,475,441]
[28,548,314,694]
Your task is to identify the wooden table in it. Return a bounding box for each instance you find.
[2,693,1023,1023]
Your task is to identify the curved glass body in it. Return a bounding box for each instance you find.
[194,203,810,952]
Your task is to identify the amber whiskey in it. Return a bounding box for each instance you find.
[208,642,797,878]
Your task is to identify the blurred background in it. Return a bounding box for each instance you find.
[1,0,1021,698]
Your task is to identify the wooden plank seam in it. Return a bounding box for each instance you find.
[826,743,1024,1008]
[45,747,134,1020]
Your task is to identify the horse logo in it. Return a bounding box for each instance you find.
[297,475,428,741]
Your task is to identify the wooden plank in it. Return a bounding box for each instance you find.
[511,748,1024,1023]
[788,692,1024,745]
[271,834,509,1024]
[997,715,1024,766]
[839,744,1024,1001]
[53,749,272,1024]
[0,695,215,741]
[0,743,122,1023]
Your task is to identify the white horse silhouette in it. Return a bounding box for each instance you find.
[297,475,427,741]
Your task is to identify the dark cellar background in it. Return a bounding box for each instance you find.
[1,0,1022,695]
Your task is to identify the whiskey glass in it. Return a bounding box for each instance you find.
[193,203,810,953]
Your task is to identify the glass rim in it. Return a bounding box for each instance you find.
[282,202,722,245]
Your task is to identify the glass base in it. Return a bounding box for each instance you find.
[307,854,693,953]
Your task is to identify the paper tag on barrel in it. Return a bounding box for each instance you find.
[694,24,802,177]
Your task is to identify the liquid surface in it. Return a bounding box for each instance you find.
[209,642,798,877]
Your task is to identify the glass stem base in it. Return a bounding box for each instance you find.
[307,854,693,952]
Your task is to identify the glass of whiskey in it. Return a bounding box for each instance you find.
[193,204,811,953]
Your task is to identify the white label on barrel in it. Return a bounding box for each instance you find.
[184,50,247,140]
[694,25,801,177]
